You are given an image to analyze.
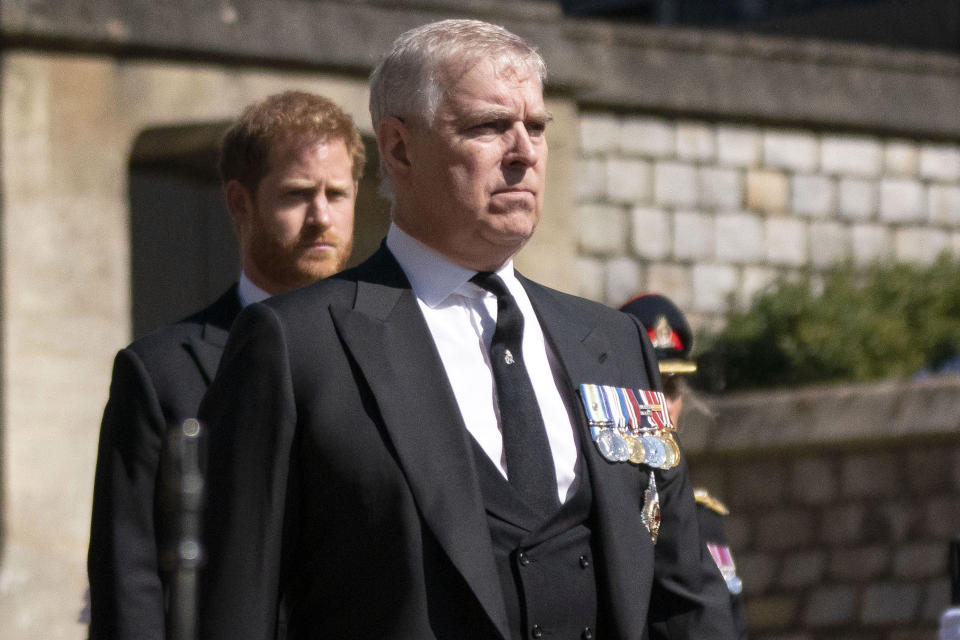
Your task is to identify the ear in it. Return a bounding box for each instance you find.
[377,116,412,180]
[224,180,254,235]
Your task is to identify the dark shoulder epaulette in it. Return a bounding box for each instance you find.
[693,488,730,516]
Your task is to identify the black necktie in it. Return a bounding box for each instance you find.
[471,272,560,515]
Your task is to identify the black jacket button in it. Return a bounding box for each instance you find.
[582,626,594,639]
[579,554,590,569]
[518,551,531,566]
[531,624,543,638]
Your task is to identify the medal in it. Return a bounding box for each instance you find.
[641,471,661,543]
[593,426,630,462]
[609,429,630,462]
[707,543,743,595]
[641,433,666,468]
[594,428,619,462]
[659,433,680,469]
[580,383,680,469]
[627,435,646,464]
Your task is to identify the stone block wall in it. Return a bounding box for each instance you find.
[682,377,960,639]
[574,113,960,327]
[690,442,959,639]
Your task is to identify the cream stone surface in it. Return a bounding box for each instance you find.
[630,206,671,259]
[791,174,835,218]
[605,157,652,203]
[716,125,761,168]
[838,178,877,220]
[746,169,789,214]
[851,224,893,264]
[672,210,715,261]
[676,121,715,162]
[621,117,676,158]
[578,112,620,154]
[604,256,642,307]
[763,130,819,173]
[645,262,693,309]
[576,203,628,255]
[653,161,698,208]
[575,255,606,302]
[884,140,919,176]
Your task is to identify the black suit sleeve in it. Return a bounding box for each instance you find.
[88,349,167,640]
[198,303,299,640]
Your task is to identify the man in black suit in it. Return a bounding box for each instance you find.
[199,19,735,640]
[87,91,365,639]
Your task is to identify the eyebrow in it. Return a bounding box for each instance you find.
[467,107,554,124]
[281,178,354,189]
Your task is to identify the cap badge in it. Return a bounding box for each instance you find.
[650,315,683,351]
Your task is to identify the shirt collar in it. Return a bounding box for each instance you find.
[386,223,515,308]
[237,271,271,308]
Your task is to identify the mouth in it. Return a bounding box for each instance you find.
[301,239,337,252]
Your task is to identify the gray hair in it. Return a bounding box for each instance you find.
[369,19,547,200]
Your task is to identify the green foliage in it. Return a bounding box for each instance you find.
[693,254,960,392]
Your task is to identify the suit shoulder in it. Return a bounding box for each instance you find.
[124,286,239,365]
[247,278,356,330]
[522,278,637,328]
[123,318,203,367]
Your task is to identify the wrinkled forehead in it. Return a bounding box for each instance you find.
[434,55,544,113]
[438,49,542,88]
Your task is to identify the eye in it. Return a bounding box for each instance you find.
[286,188,314,200]
[470,120,509,135]
[526,121,547,137]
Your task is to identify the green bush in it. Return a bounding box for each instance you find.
[693,254,960,392]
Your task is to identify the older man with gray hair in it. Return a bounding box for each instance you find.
[198,19,735,640]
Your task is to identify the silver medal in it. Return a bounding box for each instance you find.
[641,433,667,468]
[595,428,620,462]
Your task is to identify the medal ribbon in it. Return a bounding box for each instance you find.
[579,384,611,425]
[617,387,639,434]
[637,389,670,431]
[600,385,626,430]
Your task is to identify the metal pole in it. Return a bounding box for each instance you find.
[164,418,205,640]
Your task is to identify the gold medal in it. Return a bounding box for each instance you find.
[659,433,680,469]
[627,435,646,465]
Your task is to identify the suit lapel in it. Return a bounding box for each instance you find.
[185,284,242,384]
[330,250,511,640]
[523,279,654,638]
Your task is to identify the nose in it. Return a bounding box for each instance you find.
[307,194,332,228]
[504,122,540,168]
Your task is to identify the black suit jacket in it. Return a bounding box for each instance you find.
[198,247,735,639]
[88,285,242,640]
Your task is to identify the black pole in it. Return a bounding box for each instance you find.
[164,418,205,640]
[950,537,960,606]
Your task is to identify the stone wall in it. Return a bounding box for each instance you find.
[682,376,960,639]
[574,112,960,328]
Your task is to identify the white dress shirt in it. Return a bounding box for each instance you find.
[386,224,578,503]
[237,271,271,308]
